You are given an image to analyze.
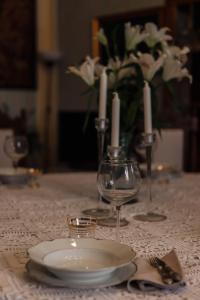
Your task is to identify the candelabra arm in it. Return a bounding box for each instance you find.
[82,117,110,219]
[134,132,167,222]
[146,145,152,203]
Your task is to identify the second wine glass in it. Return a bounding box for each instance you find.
[97,159,141,241]
[4,135,28,170]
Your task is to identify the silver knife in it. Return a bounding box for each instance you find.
[154,257,182,283]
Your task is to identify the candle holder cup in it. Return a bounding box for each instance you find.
[107,145,123,160]
[134,132,167,222]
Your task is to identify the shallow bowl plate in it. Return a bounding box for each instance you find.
[28,238,136,280]
[26,260,137,289]
[0,167,29,185]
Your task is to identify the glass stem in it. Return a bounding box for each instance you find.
[110,204,115,218]
[115,205,121,241]
[13,161,18,170]
[97,193,102,207]
[96,123,106,206]
[146,145,152,214]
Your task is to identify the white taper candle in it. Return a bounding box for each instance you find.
[98,68,107,119]
[143,81,152,134]
[111,92,120,147]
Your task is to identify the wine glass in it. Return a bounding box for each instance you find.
[97,159,141,241]
[4,135,28,170]
[134,133,167,222]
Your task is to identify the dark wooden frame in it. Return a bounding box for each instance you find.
[92,7,166,57]
[0,0,36,89]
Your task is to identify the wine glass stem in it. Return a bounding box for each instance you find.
[115,205,121,241]
[97,193,102,207]
[13,161,18,170]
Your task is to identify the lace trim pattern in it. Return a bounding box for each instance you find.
[0,173,199,299]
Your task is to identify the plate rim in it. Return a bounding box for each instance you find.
[26,259,137,289]
[28,238,136,274]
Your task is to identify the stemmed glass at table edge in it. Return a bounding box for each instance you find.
[3,135,29,171]
[97,158,141,241]
[133,132,167,222]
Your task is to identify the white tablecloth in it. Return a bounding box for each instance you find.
[0,172,200,299]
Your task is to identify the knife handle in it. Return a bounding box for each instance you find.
[156,258,182,282]
[163,265,182,282]
[155,264,174,285]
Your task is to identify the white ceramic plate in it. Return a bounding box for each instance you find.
[28,238,136,280]
[0,167,29,185]
[26,260,137,289]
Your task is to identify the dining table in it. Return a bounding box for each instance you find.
[0,170,200,300]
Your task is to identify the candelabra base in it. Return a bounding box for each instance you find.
[82,208,110,219]
[134,212,167,222]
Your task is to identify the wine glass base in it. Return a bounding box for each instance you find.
[82,208,110,219]
[101,197,138,205]
[97,217,129,227]
[134,212,167,222]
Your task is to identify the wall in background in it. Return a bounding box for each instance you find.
[0,0,36,132]
[0,0,36,89]
[58,0,165,112]
[0,90,36,132]
[0,0,165,168]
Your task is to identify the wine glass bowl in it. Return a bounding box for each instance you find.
[97,159,141,240]
[4,135,28,170]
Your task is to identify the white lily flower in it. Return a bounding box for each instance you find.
[107,56,136,87]
[144,23,172,47]
[94,63,105,77]
[97,28,108,46]
[107,57,122,88]
[108,57,121,71]
[107,72,116,89]
[163,56,192,83]
[125,23,148,51]
[108,56,136,73]
[68,56,99,86]
[134,53,165,81]
[164,46,190,64]
[118,56,137,80]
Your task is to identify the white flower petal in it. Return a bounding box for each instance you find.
[144,22,173,47]
[94,63,104,77]
[125,23,148,51]
[163,56,192,82]
[68,56,98,86]
[147,55,165,81]
[68,66,82,77]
